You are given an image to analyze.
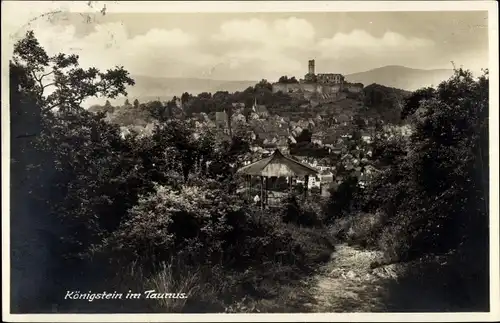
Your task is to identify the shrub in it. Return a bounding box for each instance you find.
[328,212,385,248]
[357,69,489,309]
[103,183,238,271]
[280,194,323,227]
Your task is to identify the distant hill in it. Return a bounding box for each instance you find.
[345,66,454,91]
[125,66,454,103]
[126,75,256,100]
[85,65,455,108]
[83,75,258,108]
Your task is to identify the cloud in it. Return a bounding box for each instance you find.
[7,12,460,83]
[210,19,437,79]
[272,17,316,48]
[212,18,269,44]
[210,17,315,79]
[10,18,217,79]
[214,17,315,49]
[317,29,435,59]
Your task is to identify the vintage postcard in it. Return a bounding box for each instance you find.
[2,1,499,322]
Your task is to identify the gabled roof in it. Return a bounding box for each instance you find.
[254,105,268,114]
[320,169,334,176]
[252,97,269,114]
[276,128,289,137]
[237,149,319,178]
[311,131,326,139]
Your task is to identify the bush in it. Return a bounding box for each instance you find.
[103,183,240,270]
[89,187,335,312]
[280,194,324,227]
[377,220,411,263]
[335,69,489,310]
[328,212,384,248]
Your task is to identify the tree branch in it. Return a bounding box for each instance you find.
[42,102,60,113]
[31,70,44,96]
[39,70,54,81]
[42,82,56,90]
[32,70,55,98]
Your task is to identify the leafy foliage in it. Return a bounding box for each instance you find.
[326,68,489,308]
[339,69,488,257]
[363,83,410,124]
[278,76,299,83]
[13,31,135,113]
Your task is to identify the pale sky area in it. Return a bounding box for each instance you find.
[3,2,489,81]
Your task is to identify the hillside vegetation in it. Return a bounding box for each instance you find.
[90,81,408,131]
[326,68,489,310]
[91,65,455,107]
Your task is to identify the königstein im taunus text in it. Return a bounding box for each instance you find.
[64,290,188,302]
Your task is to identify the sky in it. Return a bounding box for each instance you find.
[3,2,490,81]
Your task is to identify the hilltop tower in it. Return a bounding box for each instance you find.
[308,59,315,75]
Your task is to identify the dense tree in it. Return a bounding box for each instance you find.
[278,76,299,84]
[13,30,134,114]
[345,69,489,282]
[255,79,273,92]
[289,142,330,158]
[325,175,360,221]
[363,83,409,124]
[145,100,166,121]
[296,129,312,143]
[404,69,489,257]
[400,87,436,119]
[10,31,139,310]
[181,92,191,105]
[11,30,139,250]
[151,120,217,182]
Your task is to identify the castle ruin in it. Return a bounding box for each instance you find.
[272,59,363,103]
[304,59,345,85]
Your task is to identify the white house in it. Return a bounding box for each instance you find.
[362,135,372,144]
[296,176,321,190]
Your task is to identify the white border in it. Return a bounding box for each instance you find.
[2,1,499,322]
[0,0,498,13]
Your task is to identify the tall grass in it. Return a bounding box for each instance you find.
[145,261,202,312]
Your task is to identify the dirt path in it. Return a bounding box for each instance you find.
[301,243,461,313]
[303,244,399,312]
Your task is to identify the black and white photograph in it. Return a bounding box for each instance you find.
[2,1,499,321]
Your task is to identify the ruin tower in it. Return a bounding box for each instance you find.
[308,59,315,75]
